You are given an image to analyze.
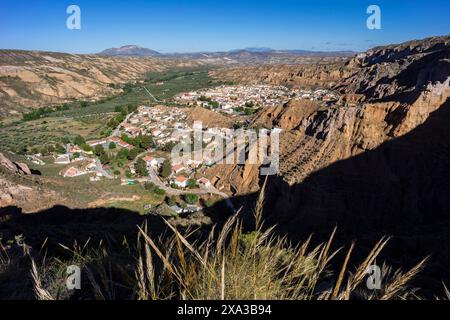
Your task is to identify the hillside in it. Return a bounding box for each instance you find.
[206,35,450,287]
[210,58,349,87]
[0,50,221,116]
[212,35,449,184]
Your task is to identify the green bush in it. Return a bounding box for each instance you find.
[184,194,199,204]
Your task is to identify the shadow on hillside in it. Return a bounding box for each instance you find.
[0,205,180,253]
[208,97,450,292]
[1,98,450,295]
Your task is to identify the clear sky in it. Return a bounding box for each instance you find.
[0,0,449,53]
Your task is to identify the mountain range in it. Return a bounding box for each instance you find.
[98,45,162,57]
[98,45,355,60]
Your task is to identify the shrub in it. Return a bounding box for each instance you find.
[160,160,172,178]
[135,158,148,177]
[183,194,199,204]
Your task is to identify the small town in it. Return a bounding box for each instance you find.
[25,103,235,215]
[175,84,340,115]
[21,83,339,216]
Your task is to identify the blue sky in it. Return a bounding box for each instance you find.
[0,0,449,53]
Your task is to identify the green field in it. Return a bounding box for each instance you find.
[0,114,112,154]
[51,68,219,118]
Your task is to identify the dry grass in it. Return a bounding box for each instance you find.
[128,182,429,300]
[0,184,444,300]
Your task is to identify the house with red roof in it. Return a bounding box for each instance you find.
[172,164,186,174]
[143,155,158,168]
[197,177,211,188]
[173,176,188,188]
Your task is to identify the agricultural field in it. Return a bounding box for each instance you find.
[51,68,219,118]
[0,114,113,154]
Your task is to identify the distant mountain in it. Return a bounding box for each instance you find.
[163,48,355,63]
[235,47,275,53]
[97,45,354,62]
[98,45,161,57]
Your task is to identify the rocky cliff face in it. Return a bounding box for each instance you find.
[204,37,450,198]
[235,36,450,261]
[0,152,35,208]
[210,36,450,286]
[210,57,349,88]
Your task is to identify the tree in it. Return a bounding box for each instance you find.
[128,148,139,160]
[244,108,255,116]
[118,148,129,159]
[102,129,112,138]
[109,142,117,150]
[54,144,66,154]
[166,196,177,206]
[46,145,55,153]
[135,158,148,177]
[81,143,93,152]
[62,136,71,144]
[99,153,110,165]
[210,101,220,109]
[74,135,85,146]
[95,144,105,157]
[140,135,154,149]
[121,134,131,143]
[145,182,157,192]
[125,170,133,179]
[187,179,198,189]
[184,194,199,205]
[160,160,172,178]
[160,141,176,152]
[127,104,138,113]
[131,136,142,148]
[154,188,166,196]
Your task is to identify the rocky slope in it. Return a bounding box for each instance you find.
[0,152,44,209]
[210,36,449,189]
[211,57,349,88]
[0,50,223,116]
[204,35,450,287]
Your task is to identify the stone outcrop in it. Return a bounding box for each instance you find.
[0,152,31,175]
[0,152,34,207]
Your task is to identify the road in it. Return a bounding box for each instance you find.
[94,160,114,179]
[143,87,160,103]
